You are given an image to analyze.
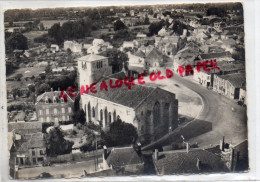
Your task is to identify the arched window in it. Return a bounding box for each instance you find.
[100,109,103,121]
[105,108,108,126]
[92,107,95,117]
[113,110,116,122]
[88,102,91,121]
[153,101,161,127]
[109,112,112,124]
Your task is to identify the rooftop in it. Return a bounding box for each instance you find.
[199,51,232,60]
[8,121,42,133]
[153,149,229,174]
[77,54,108,62]
[15,132,46,152]
[84,78,158,109]
[106,146,143,167]
[36,90,74,104]
[218,73,246,88]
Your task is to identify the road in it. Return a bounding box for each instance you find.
[17,155,103,179]
[142,70,247,149]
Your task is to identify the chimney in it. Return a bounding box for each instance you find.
[103,146,108,159]
[51,88,53,92]
[186,142,190,153]
[154,149,158,161]
[220,136,225,151]
[196,158,201,170]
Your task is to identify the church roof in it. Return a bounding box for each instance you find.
[77,54,108,62]
[84,79,157,109]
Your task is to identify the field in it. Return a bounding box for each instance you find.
[41,19,73,29]
[23,31,48,42]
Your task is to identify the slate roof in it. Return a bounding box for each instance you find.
[36,91,74,104]
[106,71,127,80]
[135,50,146,58]
[153,149,229,174]
[218,73,246,88]
[8,122,42,133]
[77,54,108,62]
[199,52,231,60]
[15,132,46,152]
[106,146,143,168]
[84,78,157,109]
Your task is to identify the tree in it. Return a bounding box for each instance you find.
[71,109,86,125]
[144,14,150,25]
[172,20,188,36]
[48,23,64,45]
[114,20,126,31]
[102,117,138,147]
[12,87,22,100]
[15,73,23,81]
[45,62,52,74]
[148,20,165,36]
[36,83,51,95]
[45,126,74,156]
[104,48,128,73]
[6,33,28,52]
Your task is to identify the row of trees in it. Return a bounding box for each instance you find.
[148,19,189,36]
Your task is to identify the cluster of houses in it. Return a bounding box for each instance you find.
[7,5,247,178]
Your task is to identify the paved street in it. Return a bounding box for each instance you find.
[142,69,247,149]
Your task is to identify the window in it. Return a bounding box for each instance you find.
[61,98,64,103]
[32,150,35,156]
[68,107,72,113]
[62,108,65,113]
[39,110,43,115]
[46,109,49,115]
[40,150,44,155]
[62,115,66,121]
[100,110,103,121]
[46,117,50,122]
[92,107,95,117]
[54,108,58,114]
[38,157,44,162]
[33,158,36,164]
[45,98,49,104]
[55,118,58,122]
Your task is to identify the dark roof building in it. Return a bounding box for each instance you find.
[103,146,144,175]
[153,149,229,175]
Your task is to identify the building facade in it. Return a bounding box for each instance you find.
[35,91,74,123]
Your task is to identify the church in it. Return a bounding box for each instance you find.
[81,78,178,143]
[77,54,178,143]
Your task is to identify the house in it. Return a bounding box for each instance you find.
[152,146,229,175]
[127,51,147,77]
[211,137,248,171]
[8,122,46,169]
[50,44,59,53]
[78,54,112,87]
[136,32,147,39]
[213,73,246,99]
[52,66,75,73]
[173,44,201,75]
[87,45,106,55]
[213,21,225,32]
[35,90,74,123]
[64,40,82,53]
[239,87,247,106]
[81,79,178,142]
[24,45,47,57]
[93,39,105,46]
[120,41,135,52]
[193,63,245,87]
[145,48,164,72]
[197,52,234,63]
[158,27,172,37]
[102,145,144,175]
